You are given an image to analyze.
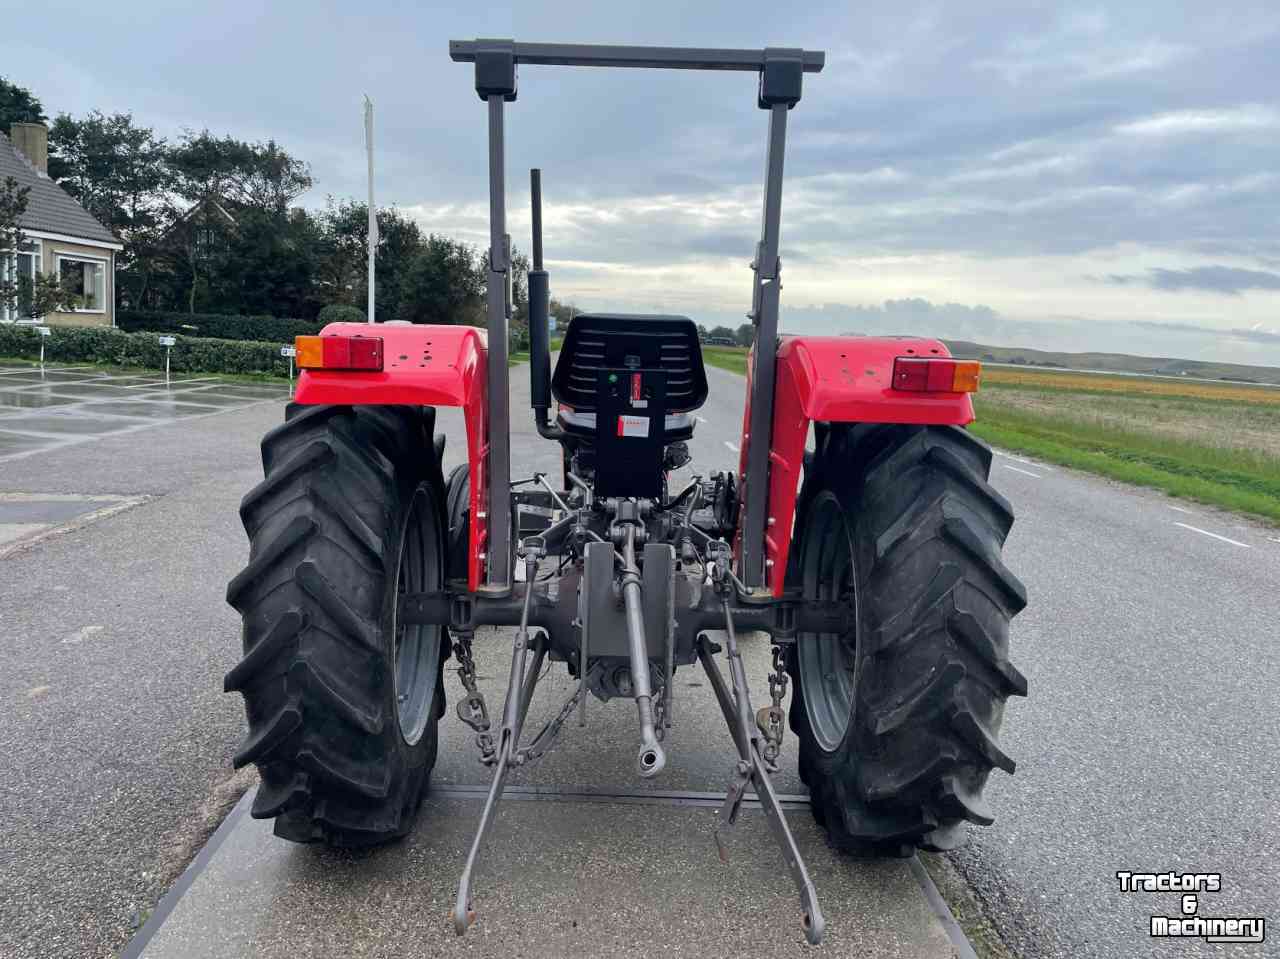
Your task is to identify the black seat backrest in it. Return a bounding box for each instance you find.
[551,313,708,413]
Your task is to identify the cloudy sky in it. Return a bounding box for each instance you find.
[8,1,1280,364]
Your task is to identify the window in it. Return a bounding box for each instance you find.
[2,240,39,323]
[56,254,107,313]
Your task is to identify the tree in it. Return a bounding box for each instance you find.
[0,78,46,129]
[47,112,171,308]
[706,324,736,342]
[1,176,30,315]
[167,130,311,213]
[16,272,82,320]
[735,322,755,347]
[549,297,580,331]
[397,235,484,325]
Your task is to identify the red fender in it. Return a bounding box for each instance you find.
[295,322,490,591]
[736,335,975,596]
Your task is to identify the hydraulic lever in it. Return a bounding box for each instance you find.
[700,546,825,945]
[453,544,543,936]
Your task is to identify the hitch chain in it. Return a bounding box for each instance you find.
[453,637,496,765]
[757,645,787,769]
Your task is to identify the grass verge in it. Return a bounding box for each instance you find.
[970,407,1280,524]
[701,345,748,375]
[919,852,1016,959]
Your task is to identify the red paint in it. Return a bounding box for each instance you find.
[631,372,642,402]
[734,335,975,596]
[296,322,490,590]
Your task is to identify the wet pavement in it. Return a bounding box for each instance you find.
[0,364,291,463]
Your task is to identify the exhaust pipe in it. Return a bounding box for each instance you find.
[528,169,556,437]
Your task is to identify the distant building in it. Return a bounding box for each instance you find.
[1,123,122,326]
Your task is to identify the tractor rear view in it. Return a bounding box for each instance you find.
[225,39,1026,945]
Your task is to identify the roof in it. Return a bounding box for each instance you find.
[0,130,120,246]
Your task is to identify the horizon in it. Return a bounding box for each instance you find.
[5,1,1278,366]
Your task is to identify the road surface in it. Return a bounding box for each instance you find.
[1,357,1276,958]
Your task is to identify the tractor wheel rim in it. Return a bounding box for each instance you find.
[796,492,858,753]
[392,485,444,746]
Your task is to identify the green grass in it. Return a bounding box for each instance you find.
[701,345,748,375]
[508,352,529,368]
[971,404,1280,524]
[692,344,1280,525]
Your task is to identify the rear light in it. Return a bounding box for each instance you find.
[295,335,383,371]
[891,357,981,393]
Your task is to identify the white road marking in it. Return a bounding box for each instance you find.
[1174,522,1252,549]
[1168,505,1196,515]
[1003,464,1042,479]
[1269,537,1280,544]
[996,451,1053,471]
[724,441,739,454]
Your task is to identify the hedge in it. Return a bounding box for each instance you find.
[116,309,323,342]
[318,303,366,324]
[0,324,292,377]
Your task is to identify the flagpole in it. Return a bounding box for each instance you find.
[365,95,376,324]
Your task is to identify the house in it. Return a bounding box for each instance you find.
[1,122,123,326]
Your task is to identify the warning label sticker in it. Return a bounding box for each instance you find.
[617,414,650,438]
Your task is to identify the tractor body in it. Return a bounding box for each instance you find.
[226,39,1026,946]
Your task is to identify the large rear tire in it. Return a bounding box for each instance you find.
[225,404,448,847]
[787,424,1028,856]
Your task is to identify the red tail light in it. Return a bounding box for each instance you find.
[891,357,981,393]
[295,335,383,371]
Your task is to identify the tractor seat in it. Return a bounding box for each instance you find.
[551,313,709,414]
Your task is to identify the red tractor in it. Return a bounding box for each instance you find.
[225,40,1026,945]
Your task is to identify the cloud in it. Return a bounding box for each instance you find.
[1129,319,1280,345]
[1103,266,1280,295]
[1114,106,1280,137]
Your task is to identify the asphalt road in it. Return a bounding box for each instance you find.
[1,355,1276,958]
[628,361,1280,959]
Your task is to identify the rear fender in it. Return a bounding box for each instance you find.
[736,335,974,596]
[295,322,489,591]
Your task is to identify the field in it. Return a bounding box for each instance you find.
[972,367,1280,523]
[698,344,1280,524]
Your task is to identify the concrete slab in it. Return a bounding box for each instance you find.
[122,617,966,958]
[0,498,120,525]
[135,790,954,959]
[0,493,146,554]
[0,412,144,436]
[0,429,65,455]
[0,390,78,410]
[0,373,286,462]
[76,400,225,418]
[4,382,137,399]
[184,383,290,399]
[0,522,45,545]
[0,370,100,383]
[132,391,269,408]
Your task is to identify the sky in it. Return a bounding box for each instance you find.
[5,1,1280,365]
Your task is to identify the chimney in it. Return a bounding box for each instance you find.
[9,122,48,175]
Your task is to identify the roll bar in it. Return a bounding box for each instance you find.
[451,38,825,591]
